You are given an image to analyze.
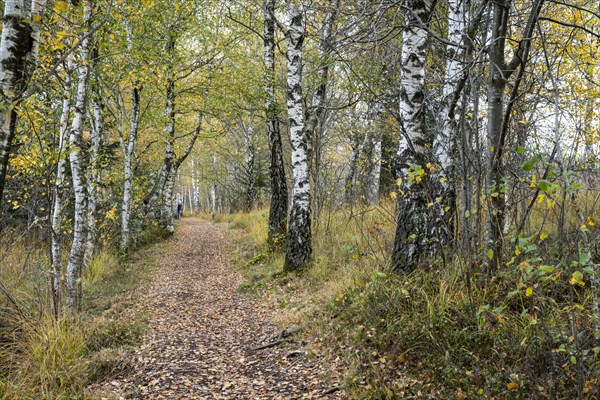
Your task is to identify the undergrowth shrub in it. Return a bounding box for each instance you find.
[227,206,600,399]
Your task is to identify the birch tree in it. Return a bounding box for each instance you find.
[429,0,466,248]
[281,3,312,271]
[120,18,142,251]
[391,0,437,271]
[66,1,94,310]
[143,33,176,216]
[51,60,73,311]
[85,48,104,260]
[263,0,288,247]
[0,0,47,202]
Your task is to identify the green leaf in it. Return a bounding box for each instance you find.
[487,249,494,260]
[493,305,506,314]
[582,267,595,275]
[538,179,553,193]
[570,356,577,365]
[570,271,584,286]
[579,252,590,266]
[517,146,526,155]
[539,265,555,274]
[522,154,541,171]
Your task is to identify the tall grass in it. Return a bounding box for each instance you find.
[0,228,163,399]
[224,204,600,399]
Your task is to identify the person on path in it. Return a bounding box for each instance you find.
[176,202,183,219]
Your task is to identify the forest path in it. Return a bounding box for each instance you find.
[94,218,342,399]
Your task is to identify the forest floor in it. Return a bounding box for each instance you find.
[88,218,343,399]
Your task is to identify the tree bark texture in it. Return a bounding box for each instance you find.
[263,0,288,247]
[0,0,47,202]
[144,34,176,214]
[86,49,104,260]
[51,61,73,312]
[283,5,312,271]
[429,0,466,248]
[392,0,437,271]
[120,83,141,250]
[66,1,93,310]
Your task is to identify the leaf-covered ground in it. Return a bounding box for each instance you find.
[90,218,343,399]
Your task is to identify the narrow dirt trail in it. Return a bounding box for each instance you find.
[96,218,342,399]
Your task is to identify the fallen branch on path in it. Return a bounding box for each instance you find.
[250,325,302,351]
[321,386,342,396]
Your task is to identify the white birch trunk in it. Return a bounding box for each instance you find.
[366,131,382,204]
[283,4,312,271]
[144,35,176,213]
[66,2,93,310]
[191,158,200,213]
[211,184,217,218]
[264,0,288,246]
[0,0,47,201]
[163,170,175,233]
[120,83,141,250]
[51,61,73,310]
[430,0,466,246]
[211,151,217,218]
[120,20,142,251]
[392,0,437,271]
[85,52,103,261]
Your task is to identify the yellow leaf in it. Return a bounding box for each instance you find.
[507,382,519,391]
[396,178,402,186]
[540,233,548,241]
[587,216,595,227]
[525,287,533,297]
[530,174,537,188]
[55,1,68,12]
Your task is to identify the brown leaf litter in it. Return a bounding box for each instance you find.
[88,218,344,399]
